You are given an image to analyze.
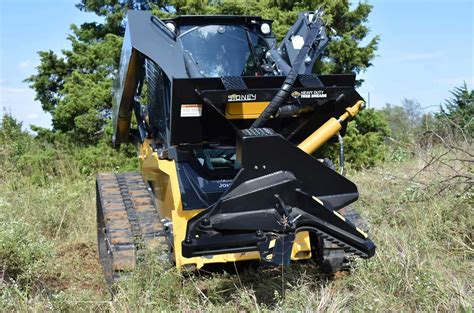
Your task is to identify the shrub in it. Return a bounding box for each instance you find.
[1,113,137,183]
[0,218,53,288]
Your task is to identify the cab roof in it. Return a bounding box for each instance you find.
[162,15,273,27]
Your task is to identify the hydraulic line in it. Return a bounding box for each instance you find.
[338,133,345,176]
[251,15,322,128]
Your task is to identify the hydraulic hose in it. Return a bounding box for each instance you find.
[338,133,345,176]
[250,75,295,128]
[251,18,322,128]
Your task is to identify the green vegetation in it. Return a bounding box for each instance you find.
[1,94,472,310]
[2,0,473,310]
[437,82,474,137]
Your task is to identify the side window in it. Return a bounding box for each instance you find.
[195,148,240,171]
[146,59,171,146]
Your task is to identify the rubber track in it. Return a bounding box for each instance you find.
[321,206,370,272]
[97,172,166,283]
[304,227,368,259]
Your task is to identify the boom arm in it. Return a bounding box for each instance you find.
[113,11,187,145]
[252,10,329,128]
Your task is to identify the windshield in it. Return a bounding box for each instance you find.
[180,25,268,77]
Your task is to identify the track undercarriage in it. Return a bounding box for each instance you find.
[97,172,370,283]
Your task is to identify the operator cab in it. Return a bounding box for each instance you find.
[159,16,275,196]
[162,16,276,77]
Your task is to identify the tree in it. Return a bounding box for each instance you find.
[27,0,379,144]
[381,99,423,142]
[343,108,391,168]
[380,103,411,141]
[25,0,134,144]
[436,82,473,137]
[401,98,422,130]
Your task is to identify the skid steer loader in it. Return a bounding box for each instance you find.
[96,9,375,284]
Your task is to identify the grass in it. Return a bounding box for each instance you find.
[0,137,472,311]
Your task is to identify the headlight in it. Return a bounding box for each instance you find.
[165,22,176,33]
[260,23,271,35]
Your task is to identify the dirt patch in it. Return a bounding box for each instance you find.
[59,242,96,258]
[56,242,107,293]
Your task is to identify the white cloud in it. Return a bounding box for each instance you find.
[434,76,474,87]
[18,59,33,70]
[0,85,52,129]
[399,51,444,62]
[26,113,39,120]
[17,59,39,72]
[0,86,30,94]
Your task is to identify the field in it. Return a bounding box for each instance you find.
[1,137,472,311]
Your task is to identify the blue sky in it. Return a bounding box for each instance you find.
[0,0,473,129]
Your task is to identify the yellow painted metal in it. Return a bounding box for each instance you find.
[139,139,313,269]
[291,231,312,260]
[340,100,365,120]
[139,140,261,269]
[225,102,269,119]
[297,100,365,154]
[298,118,342,154]
[356,227,369,239]
[333,210,346,221]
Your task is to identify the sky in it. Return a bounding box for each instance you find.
[0,0,473,129]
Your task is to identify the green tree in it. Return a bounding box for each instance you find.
[25,32,123,144]
[381,99,424,142]
[380,103,411,141]
[401,98,422,130]
[436,82,473,137]
[343,108,391,168]
[27,0,379,144]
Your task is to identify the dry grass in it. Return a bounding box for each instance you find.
[0,144,472,311]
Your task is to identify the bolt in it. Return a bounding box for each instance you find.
[201,218,210,226]
[185,236,192,244]
[254,165,259,170]
[256,230,264,237]
[262,165,266,169]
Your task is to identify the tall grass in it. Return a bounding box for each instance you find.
[0,117,472,311]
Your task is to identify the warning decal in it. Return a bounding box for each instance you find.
[180,104,202,117]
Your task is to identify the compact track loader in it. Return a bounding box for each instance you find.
[97,9,375,284]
